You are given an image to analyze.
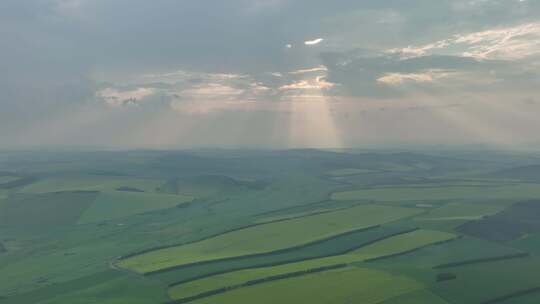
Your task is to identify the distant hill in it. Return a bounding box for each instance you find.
[491,165,540,181]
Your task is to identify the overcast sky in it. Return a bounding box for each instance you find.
[2,0,540,149]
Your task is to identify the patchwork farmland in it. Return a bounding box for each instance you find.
[2,150,540,304]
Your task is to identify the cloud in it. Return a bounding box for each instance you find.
[97,87,156,107]
[140,70,247,85]
[279,76,335,91]
[377,72,436,85]
[304,38,324,46]
[320,48,537,98]
[178,83,244,100]
[391,22,540,60]
[289,66,328,75]
[2,0,540,148]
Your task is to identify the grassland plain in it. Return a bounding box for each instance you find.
[184,267,424,304]
[117,204,422,273]
[77,191,193,224]
[166,229,455,301]
[331,183,540,201]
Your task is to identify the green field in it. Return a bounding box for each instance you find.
[351,229,456,260]
[149,224,416,285]
[190,267,424,304]
[118,204,422,273]
[415,202,508,221]
[167,259,346,300]
[167,229,455,301]
[331,184,540,201]
[78,191,193,224]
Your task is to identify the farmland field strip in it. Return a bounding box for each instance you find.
[253,206,351,224]
[165,264,349,304]
[179,266,425,304]
[364,236,462,263]
[117,203,367,261]
[165,229,454,301]
[147,224,416,285]
[163,227,419,286]
[433,253,530,269]
[142,225,386,276]
[253,204,360,224]
[118,204,423,273]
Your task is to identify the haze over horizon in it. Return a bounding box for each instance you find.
[2,0,540,149]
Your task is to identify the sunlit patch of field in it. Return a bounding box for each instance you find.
[189,267,423,304]
[117,205,422,273]
[167,229,455,301]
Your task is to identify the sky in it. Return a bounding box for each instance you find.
[1,0,540,149]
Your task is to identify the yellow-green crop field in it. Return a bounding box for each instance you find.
[190,267,424,304]
[118,204,422,273]
[167,229,455,301]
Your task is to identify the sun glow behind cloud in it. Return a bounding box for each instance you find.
[390,22,540,60]
[279,69,341,148]
[3,0,540,149]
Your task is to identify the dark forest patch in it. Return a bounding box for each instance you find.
[436,273,457,282]
[0,191,99,229]
[116,186,145,192]
[491,165,540,181]
[458,200,540,242]
[0,176,37,189]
